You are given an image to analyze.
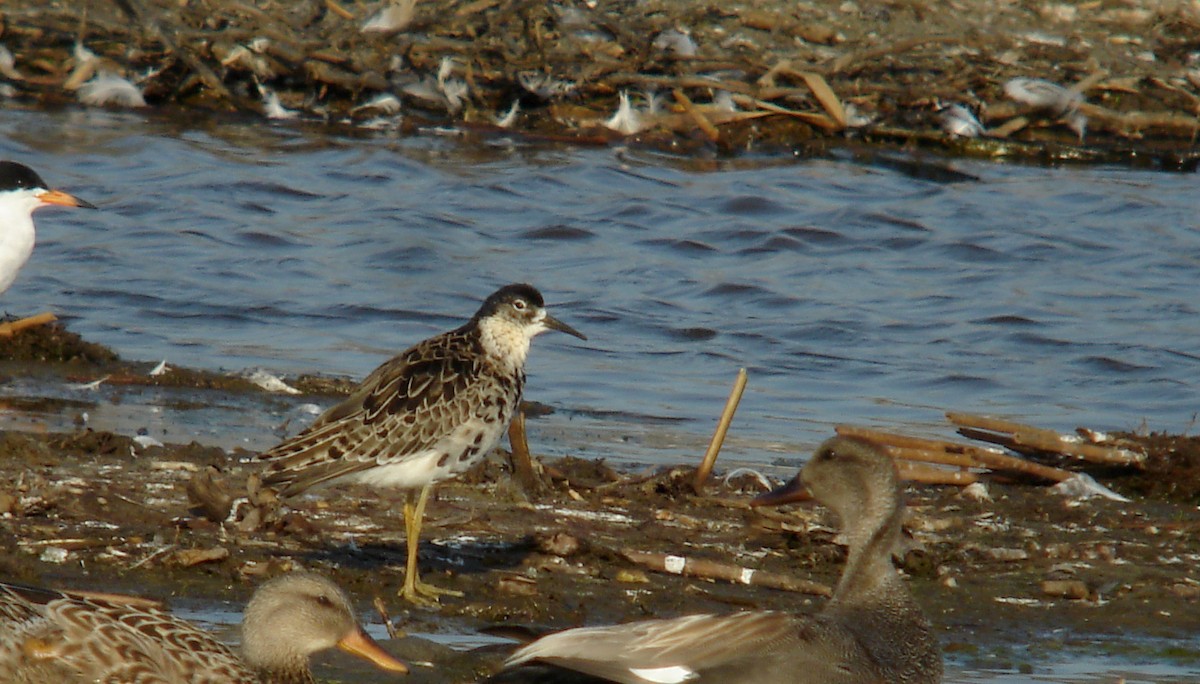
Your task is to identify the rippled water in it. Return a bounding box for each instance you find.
[3,107,1197,467]
[3,107,1199,681]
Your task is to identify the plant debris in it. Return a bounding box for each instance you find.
[2,0,1198,168]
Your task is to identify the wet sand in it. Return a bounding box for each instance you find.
[1,324,1198,681]
[3,0,1199,169]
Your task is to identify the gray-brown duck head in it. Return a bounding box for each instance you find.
[242,572,408,683]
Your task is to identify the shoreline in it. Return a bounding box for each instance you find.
[1,323,1198,681]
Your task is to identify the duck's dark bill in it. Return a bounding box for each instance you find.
[750,474,812,507]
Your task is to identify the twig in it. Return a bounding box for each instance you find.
[835,425,1074,483]
[456,0,502,16]
[0,312,57,337]
[729,95,841,132]
[761,65,846,129]
[945,412,1146,468]
[107,0,234,102]
[372,595,400,639]
[672,88,720,143]
[324,0,355,20]
[507,409,547,497]
[894,460,979,486]
[692,368,748,493]
[799,71,846,129]
[620,548,831,597]
[829,35,961,75]
[607,73,757,97]
[129,544,176,570]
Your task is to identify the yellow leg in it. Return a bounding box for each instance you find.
[397,483,463,605]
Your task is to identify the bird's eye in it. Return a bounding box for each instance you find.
[512,300,527,311]
[315,594,334,607]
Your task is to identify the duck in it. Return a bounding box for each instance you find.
[0,570,409,683]
[486,435,942,684]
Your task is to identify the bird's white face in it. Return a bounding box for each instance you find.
[32,187,92,211]
[2,188,46,216]
[477,304,542,368]
[0,187,90,218]
[526,307,553,338]
[472,286,585,366]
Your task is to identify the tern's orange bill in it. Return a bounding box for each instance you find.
[38,189,97,210]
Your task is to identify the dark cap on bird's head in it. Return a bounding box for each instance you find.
[0,161,50,191]
[475,283,586,340]
[0,160,96,209]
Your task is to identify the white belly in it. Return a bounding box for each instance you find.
[344,414,508,490]
[0,212,35,294]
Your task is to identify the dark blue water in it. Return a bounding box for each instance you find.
[1,107,1197,468]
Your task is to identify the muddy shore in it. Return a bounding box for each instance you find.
[1,324,1198,681]
[3,0,1199,169]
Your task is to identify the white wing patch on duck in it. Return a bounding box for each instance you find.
[629,665,697,683]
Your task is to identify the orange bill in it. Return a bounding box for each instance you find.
[750,474,813,507]
[38,188,97,209]
[337,627,409,674]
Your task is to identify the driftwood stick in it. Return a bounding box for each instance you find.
[835,425,1074,483]
[672,88,720,142]
[730,94,842,131]
[621,548,831,597]
[372,595,399,639]
[607,72,758,96]
[0,312,57,337]
[507,409,547,497]
[107,0,234,102]
[829,35,961,75]
[836,425,993,460]
[324,0,356,20]
[796,70,846,128]
[946,412,1146,468]
[693,368,749,493]
[885,444,981,470]
[894,460,979,486]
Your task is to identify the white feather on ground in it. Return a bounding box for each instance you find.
[363,0,417,34]
[78,72,146,107]
[258,84,298,120]
[0,44,23,80]
[495,100,520,128]
[604,91,645,135]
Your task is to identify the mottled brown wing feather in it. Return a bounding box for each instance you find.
[0,583,256,684]
[257,328,507,495]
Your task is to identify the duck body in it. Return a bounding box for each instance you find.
[0,581,257,683]
[491,436,942,684]
[0,572,407,684]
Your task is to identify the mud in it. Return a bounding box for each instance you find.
[3,0,1199,169]
[1,324,1199,681]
